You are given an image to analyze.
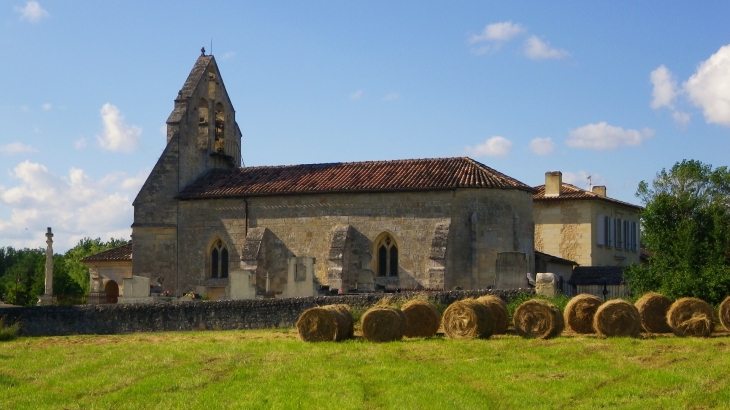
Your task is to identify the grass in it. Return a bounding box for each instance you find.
[1,328,730,409]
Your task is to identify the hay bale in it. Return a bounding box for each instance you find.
[476,295,509,334]
[563,294,603,334]
[593,300,641,337]
[513,299,564,339]
[634,292,672,333]
[401,300,441,338]
[667,297,715,337]
[296,304,354,342]
[719,297,730,331]
[361,306,406,342]
[442,298,494,339]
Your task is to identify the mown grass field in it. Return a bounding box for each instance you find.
[1,328,729,409]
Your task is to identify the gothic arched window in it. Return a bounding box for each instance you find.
[375,233,398,277]
[211,240,229,279]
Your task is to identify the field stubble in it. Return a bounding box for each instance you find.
[0,328,729,409]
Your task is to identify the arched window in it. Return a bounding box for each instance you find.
[211,240,229,279]
[375,233,398,277]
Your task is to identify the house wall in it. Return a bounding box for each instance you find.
[85,260,133,294]
[534,199,640,267]
[589,201,641,266]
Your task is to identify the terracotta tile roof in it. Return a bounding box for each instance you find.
[178,157,535,199]
[533,183,642,210]
[81,242,133,263]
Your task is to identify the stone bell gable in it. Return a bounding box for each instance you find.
[131,53,242,294]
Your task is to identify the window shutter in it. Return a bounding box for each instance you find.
[597,215,606,246]
[616,218,622,249]
[623,220,629,250]
[632,222,638,251]
[608,217,615,248]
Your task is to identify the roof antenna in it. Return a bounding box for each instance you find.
[587,174,592,191]
[210,38,213,56]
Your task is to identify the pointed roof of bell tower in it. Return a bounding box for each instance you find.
[166,51,215,124]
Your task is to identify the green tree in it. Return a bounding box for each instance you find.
[624,160,730,304]
[0,247,45,306]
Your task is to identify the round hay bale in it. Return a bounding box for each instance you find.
[361,306,406,342]
[296,304,354,342]
[719,297,730,331]
[593,300,641,337]
[634,292,672,333]
[401,300,441,338]
[513,299,564,339]
[563,294,603,334]
[442,298,494,339]
[476,295,509,334]
[667,297,715,337]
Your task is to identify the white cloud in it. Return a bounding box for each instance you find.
[159,125,167,136]
[41,103,52,111]
[528,137,555,155]
[567,122,654,150]
[0,161,135,251]
[350,90,363,101]
[562,170,606,190]
[96,103,141,152]
[524,36,569,60]
[382,93,400,101]
[15,1,49,23]
[465,136,513,158]
[649,65,678,109]
[672,111,691,127]
[221,51,236,60]
[0,142,37,155]
[74,137,87,150]
[684,44,730,127]
[119,169,150,192]
[470,21,526,43]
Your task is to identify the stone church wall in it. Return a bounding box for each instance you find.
[173,187,534,296]
[0,288,533,337]
[448,189,535,290]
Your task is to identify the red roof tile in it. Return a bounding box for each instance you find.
[81,243,132,262]
[178,157,535,199]
[533,183,642,210]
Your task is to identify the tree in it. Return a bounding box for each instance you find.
[0,247,45,306]
[624,160,730,304]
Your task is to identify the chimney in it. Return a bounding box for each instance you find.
[592,185,607,197]
[544,171,562,197]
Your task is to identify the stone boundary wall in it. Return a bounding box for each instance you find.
[0,288,533,337]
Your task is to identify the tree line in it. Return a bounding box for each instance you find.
[625,160,730,305]
[0,238,127,306]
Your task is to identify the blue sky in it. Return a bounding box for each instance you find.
[1,1,729,251]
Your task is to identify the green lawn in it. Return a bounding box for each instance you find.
[1,329,729,409]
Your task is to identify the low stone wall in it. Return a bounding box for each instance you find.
[0,288,533,337]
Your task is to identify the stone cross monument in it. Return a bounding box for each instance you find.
[38,227,54,304]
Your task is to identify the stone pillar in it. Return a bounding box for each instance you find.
[38,227,54,305]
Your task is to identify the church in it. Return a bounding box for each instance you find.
[96,52,537,301]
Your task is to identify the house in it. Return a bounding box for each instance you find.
[113,52,539,301]
[533,171,642,297]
